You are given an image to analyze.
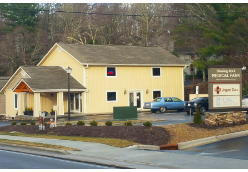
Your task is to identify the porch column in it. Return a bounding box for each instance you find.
[17,93,22,115]
[57,92,64,115]
[33,93,41,117]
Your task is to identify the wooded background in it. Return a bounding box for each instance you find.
[0,3,248,80]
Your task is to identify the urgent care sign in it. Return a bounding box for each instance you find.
[208,66,242,112]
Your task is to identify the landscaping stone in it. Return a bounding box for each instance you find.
[205,111,246,126]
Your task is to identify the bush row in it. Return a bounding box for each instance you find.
[11,120,153,127]
[72,120,152,127]
[11,121,36,125]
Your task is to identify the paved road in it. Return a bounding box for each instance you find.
[0,150,116,169]
[176,135,248,160]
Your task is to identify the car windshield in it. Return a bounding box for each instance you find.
[190,98,206,103]
[153,98,162,102]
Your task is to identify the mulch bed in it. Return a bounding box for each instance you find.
[188,118,248,129]
[0,125,170,146]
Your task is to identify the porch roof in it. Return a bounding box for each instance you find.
[13,66,86,92]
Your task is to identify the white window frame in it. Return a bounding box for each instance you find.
[106,67,117,78]
[106,91,118,102]
[152,67,161,77]
[152,90,162,100]
[14,93,18,109]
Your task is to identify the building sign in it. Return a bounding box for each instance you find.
[208,66,242,112]
[213,84,240,96]
[213,96,240,108]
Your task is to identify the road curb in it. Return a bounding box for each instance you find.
[178,130,248,149]
[0,142,70,154]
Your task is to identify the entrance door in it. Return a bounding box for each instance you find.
[129,91,142,109]
[70,93,81,113]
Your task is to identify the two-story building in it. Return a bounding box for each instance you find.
[0,43,188,117]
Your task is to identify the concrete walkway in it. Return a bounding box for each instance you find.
[1,135,248,169]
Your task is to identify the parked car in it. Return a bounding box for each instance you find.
[143,97,188,113]
[242,95,248,111]
[184,97,209,115]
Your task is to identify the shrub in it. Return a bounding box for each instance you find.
[124,121,132,126]
[21,122,27,125]
[65,122,72,126]
[193,107,203,125]
[30,121,36,125]
[105,121,113,126]
[143,121,152,127]
[90,120,98,126]
[77,120,85,126]
[11,121,17,125]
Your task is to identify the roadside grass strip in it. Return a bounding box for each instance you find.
[0,132,139,148]
[0,139,81,151]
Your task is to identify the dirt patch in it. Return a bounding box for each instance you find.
[0,125,170,146]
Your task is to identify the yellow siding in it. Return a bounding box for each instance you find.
[26,93,34,110]
[40,93,57,113]
[6,90,17,116]
[5,69,31,116]
[39,46,84,84]
[86,66,184,113]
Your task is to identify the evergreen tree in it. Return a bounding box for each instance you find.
[0,3,41,32]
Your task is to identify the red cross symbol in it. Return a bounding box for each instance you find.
[214,86,221,94]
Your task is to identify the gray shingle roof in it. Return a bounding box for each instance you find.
[20,66,86,91]
[57,43,187,66]
[0,77,10,90]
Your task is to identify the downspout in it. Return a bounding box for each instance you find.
[183,66,186,101]
[83,64,89,113]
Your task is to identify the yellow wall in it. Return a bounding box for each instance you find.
[39,46,84,84]
[40,93,57,113]
[85,66,184,113]
[5,70,30,116]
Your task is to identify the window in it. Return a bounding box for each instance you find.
[153,90,161,99]
[173,98,182,102]
[152,67,161,77]
[14,93,18,109]
[165,98,173,102]
[107,91,117,102]
[106,67,116,77]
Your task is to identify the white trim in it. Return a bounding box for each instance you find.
[106,91,118,102]
[152,67,161,77]
[33,89,87,92]
[106,66,117,78]
[14,93,18,109]
[83,65,88,113]
[152,89,162,99]
[82,63,189,67]
[0,67,30,93]
[37,43,82,66]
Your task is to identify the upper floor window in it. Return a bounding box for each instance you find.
[106,67,116,77]
[152,67,161,77]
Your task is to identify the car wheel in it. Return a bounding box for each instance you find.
[178,109,184,112]
[200,107,206,115]
[159,107,166,113]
